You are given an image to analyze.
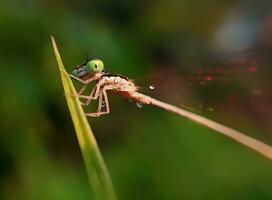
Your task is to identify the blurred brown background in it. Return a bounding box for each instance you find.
[1,0,272,199]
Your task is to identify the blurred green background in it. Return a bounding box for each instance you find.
[1,0,272,199]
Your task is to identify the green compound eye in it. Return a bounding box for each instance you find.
[86,59,104,73]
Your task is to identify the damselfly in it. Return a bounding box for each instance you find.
[64,57,272,160]
[69,59,152,117]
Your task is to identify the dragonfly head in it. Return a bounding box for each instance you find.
[72,59,106,80]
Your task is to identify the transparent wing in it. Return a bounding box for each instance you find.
[135,50,272,133]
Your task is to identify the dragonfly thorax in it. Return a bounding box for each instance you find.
[98,75,138,94]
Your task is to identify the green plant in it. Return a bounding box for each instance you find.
[51,36,116,200]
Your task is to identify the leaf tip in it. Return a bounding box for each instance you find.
[51,35,58,53]
[50,35,55,43]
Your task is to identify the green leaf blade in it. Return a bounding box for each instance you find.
[51,36,116,200]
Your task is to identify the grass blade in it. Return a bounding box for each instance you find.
[51,36,116,200]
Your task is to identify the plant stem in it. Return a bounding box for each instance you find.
[51,36,117,200]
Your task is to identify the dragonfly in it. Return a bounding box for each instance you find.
[65,56,272,161]
[69,59,151,117]
[68,55,260,117]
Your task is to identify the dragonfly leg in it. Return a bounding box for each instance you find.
[62,94,85,105]
[96,88,110,115]
[62,76,97,105]
[73,86,96,106]
[101,87,110,114]
[78,85,87,95]
[97,92,104,113]
[84,83,102,105]
[75,85,91,106]
[85,92,104,117]
[81,86,96,105]
[69,74,95,84]
[68,74,87,84]
[74,83,102,107]
[76,83,101,100]
[85,86,110,117]
[64,84,91,105]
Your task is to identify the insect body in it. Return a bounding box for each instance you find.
[68,58,272,160]
[69,59,149,117]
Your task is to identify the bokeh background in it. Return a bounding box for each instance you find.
[1,0,272,199]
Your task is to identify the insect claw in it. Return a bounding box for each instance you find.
[62,92,72,96]
[85,113,101,117]
[63,92,78,98]
[60,70,69,76]
[80,101,86,106]
[62,93,88,106]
